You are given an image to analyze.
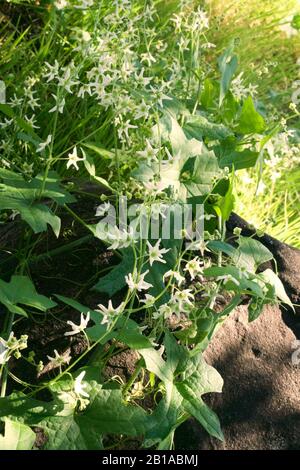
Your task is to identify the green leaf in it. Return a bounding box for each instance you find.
[164,330,184,375]
[41,382,147,449]
[175,354,224,440]
[203,265,265,297]
[93,248,135,296]
[207,240,237,258]
[292,14,300,30]
[82,149,112,190]
[222,91,239,122]
[0,275,56,317]
[181,398,224,441]
[0,419,36,450]
[233,237,273,272]
[184,115,233,141]
[218,42,238,107]
[0,169,75,237]
[248,296,265,322]
[214,175,234,221]
[135,114,212,201]
[200,78,218,109]
[139,348,173,384]
[236,96,266,134]
[0,371,149,450]
[219,149,259,170]
[144,383,183,448]
[117,329,153,349]
[181,150,220,197]
[81,143,114,159]
[260,269,294,310]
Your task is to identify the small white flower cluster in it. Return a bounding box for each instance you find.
[96,300,125,328]
[97,225,136,250]
[0,332,28,365]
[231,72,258,101]
[47,349,72,368]
[171,7,209,34]
[153,288,194,320]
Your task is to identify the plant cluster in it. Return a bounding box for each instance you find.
[0,0,295,450]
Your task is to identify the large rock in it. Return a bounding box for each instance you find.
[227,213,300,318]
[175,305,300,450]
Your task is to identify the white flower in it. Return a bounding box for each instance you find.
[81,31,91,42]
[98,225,135,250]
[134,68,152,87]
[216,274,240,286]
[146,239,169,266]
[270,171,281,182]
[0,332,28,361]
[192,239,208,257]
[140,52,156,66]
[27,92,40,111]
[141,294,155,306]
[95,202,111,217]
[193,7,209,31]
[137,139,159,161]
[75,0,94,8]
[116,118,137,143]
[150,203,168,220]
[24,114,39,129]
[172,289,194,311]
[44,60,60,82]
[171,13,184,32]
[66,146,85,170]
[0,343,10,365]
[77,84,93,98]
[65,312,90,336]
[9,94,23,108]
[47,349,71,367]
[58,67,78,93]
[0,118,13,129]
[96,300,124,326]
[163,270,185,286]
[49,94,65,114]
[178,36,189,52]
[184,257,203,280]
[231,72,248,101]
[125,270,153,291]
[36,134,52,153]
[74,371,89,398]
[248,83,258,96]
[153,303,173,320]
[143,179,166,194]
[54,0,68,9]
[134,100,151,120]
[256,180,266,196]
[202,42,216,50]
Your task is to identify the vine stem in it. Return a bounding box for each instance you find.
[0,311,14,397]
[122,358,144,396]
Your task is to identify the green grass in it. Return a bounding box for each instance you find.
[207,0,300,247]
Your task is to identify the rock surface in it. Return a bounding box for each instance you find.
[175,305,300,450]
